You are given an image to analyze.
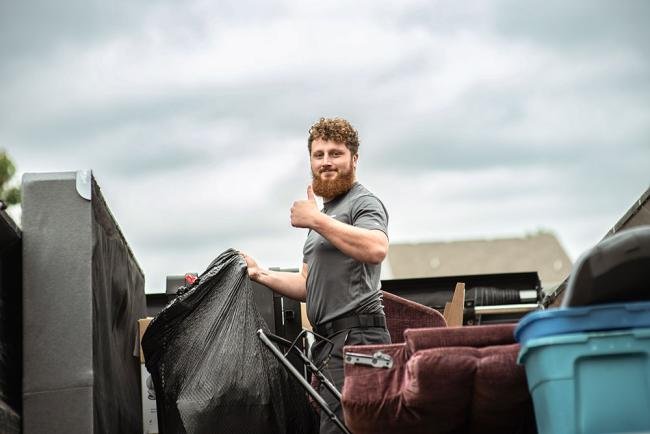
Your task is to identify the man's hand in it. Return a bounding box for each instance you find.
[240,251,261,281]
[238,251,308,301]
[291,185,320,228]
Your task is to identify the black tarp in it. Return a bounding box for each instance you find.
[92,179,146,433]
[142,249,318,434]
[0,210,21,434]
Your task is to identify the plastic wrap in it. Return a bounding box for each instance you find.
[142,249,317,434]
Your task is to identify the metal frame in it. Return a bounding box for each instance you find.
[257,329,352,434]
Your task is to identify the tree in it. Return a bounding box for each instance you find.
[0,151,21,210]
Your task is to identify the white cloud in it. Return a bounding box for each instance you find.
[3,0,649,291]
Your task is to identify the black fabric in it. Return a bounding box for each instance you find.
[0,210,21,433]
[91,182,146,434]
[471,287,522,306]
[142,249,318,434]
[0,401,19,434]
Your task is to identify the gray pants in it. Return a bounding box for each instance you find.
[312,327,391,434]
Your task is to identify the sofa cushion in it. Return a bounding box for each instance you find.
[342,325,536,434]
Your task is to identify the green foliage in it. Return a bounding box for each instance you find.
[0,151,21,207]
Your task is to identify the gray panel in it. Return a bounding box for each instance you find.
[22,172,93,393]
[23,388,93,433]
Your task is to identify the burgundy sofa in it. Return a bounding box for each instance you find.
[341,322,536,434]
[381,290,447,342]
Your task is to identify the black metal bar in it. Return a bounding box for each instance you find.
[257,329,351,434]
[265,330,341,401]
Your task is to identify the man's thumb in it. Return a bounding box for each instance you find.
[307,184,315,200]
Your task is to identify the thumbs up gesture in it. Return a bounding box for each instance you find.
[291,185,319,228]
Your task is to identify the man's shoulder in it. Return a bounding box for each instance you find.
[346,182,381,202]
[345,183,388,217]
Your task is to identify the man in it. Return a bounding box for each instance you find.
[242,117,390,433]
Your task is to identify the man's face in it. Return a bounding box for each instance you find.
[310,138,358,200]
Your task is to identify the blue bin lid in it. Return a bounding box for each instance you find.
[517,326,650,365]
[515,300,650,345]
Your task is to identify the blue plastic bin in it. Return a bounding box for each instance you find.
[515,301,650,346]
[518,327,650,434]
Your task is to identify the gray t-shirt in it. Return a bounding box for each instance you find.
[302,182,389,326]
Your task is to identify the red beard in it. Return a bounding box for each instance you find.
[312,169,355,200]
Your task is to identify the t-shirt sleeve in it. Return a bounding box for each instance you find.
[302,230,313,264]
[351,195,389,236]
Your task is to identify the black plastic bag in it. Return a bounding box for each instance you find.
[142,249,318,434]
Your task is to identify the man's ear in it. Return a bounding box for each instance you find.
[353,153,359,168]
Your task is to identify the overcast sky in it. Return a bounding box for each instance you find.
[2,0,649,292]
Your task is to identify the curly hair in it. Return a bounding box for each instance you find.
[307,117,359,155]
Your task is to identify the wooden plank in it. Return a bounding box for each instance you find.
[443,282,465,327]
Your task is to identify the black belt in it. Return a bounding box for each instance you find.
[314,314,387,338]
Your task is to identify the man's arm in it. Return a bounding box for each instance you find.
[310,216,388,265]
[242,253,308,301]
[291,185,388,265]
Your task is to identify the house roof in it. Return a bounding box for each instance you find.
[385,231,572,289]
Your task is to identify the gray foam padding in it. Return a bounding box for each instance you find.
[22,172,146,433]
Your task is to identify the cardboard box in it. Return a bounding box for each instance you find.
[138,318,158,434]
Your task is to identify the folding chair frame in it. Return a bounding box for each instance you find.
[257,329,352,434]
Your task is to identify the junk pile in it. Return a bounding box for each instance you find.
[142,249,318,434]
[516,226,650,434]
